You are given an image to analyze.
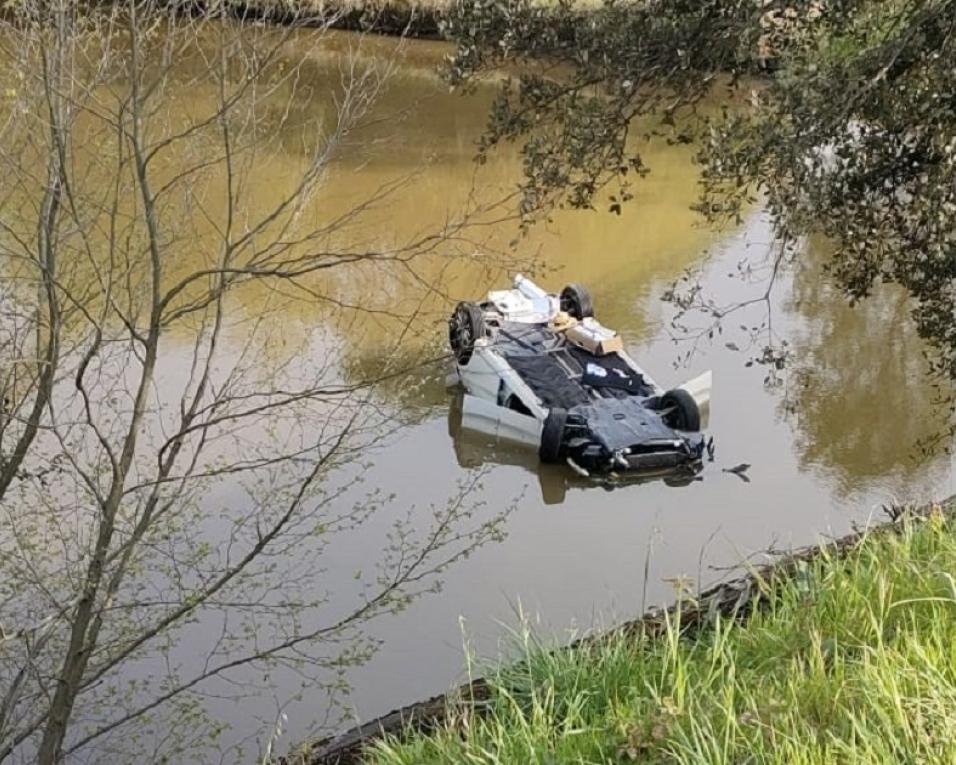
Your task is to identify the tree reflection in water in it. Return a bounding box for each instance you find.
[782,240,954,494]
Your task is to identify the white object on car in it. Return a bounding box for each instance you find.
[487,273,559,324]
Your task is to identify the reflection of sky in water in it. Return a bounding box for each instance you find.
[27,27,954,763]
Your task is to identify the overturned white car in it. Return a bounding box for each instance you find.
[447,275,711,478]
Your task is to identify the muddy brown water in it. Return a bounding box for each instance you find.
[218,34,953,758]
[5,26,954,762]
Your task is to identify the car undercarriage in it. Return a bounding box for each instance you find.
[447,276,711,479]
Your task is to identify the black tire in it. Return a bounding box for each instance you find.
[660,388,701,432]
[539,407,568,463]
[448,302,485,365]
[560,283,594,320]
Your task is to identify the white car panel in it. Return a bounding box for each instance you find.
[460,395,543,447]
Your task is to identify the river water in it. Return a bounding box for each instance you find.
[4,24,955,764]
[224,30,954,759]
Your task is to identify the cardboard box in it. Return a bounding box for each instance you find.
[549,311,577,332]
[564,318,623,355]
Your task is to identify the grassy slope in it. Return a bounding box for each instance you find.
[368,504,956,764]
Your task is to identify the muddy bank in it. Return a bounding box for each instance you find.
[291,499,954,765]
[219,0,444,38]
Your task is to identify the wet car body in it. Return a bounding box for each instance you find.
[447,276,710,478]
[447,393,705,505]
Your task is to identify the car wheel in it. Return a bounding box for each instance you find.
[539,407,568,463]
[559,283,594,320]
[448,301,485,365]
[660,388,701,432]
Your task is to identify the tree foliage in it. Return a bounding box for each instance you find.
[444,0,765,212]
[701,0,956,381]
[0,3,510,762]
[446,0,956,381]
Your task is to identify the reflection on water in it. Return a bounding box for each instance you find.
[783,239,954,494]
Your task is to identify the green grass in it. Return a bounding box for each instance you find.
[366,505,956,764]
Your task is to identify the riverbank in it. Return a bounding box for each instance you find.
[225,0,445,37]
[296,499,956,764]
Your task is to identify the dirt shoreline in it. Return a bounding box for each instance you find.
[288,499,953,765]
[221,0,445,38]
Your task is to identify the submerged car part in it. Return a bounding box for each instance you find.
[447,392,705,504]
[449,274,711,479]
